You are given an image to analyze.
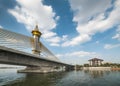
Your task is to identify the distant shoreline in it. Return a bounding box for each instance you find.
[111,67,120,70]
[83,67,120,71]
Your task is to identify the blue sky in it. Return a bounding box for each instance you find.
[0,0,120,65]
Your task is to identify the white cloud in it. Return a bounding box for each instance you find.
[62,35,68,41]
[112,25,120,41]
[112,34,120,40]
[104,44,120,49]
[63,0,120,47]
[55,16,60,21]
[50,43,59,47]
[46,36,61,44]
[46,35,68,47]
[62,34,91,47]
[8,0,62,46]
[42,31,57,39]
[57,51,97,58]
[8,0,57,31]
[0,25,3,28]
[69,0,112,23]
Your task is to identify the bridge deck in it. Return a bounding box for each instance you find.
[0,46,72,67]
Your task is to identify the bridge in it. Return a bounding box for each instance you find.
[0,25,74,73]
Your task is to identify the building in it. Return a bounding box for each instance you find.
[88,58,103,67]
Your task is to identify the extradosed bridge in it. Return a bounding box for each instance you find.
[0,25,74,73]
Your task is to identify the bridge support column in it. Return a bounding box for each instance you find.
[65,66,75,71]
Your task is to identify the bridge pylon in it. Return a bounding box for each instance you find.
[31,25,42,55]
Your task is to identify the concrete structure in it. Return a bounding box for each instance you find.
[0,45,74,73]
[88,58,103,67]
[0,26,74,73]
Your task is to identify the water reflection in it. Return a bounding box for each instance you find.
[3,72,67,86]
[84,70,110,78]
[0,69,26,86]
[0,69,120,86]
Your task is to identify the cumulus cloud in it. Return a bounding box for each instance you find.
[8,0,57,31]
[69,0,112,23]
[104,44,120,49]
[57,51,97,58]
[8,0,62,46]
[62,0,120,47]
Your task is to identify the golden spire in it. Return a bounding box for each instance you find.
[31,25,42,37]
[31,25,42,55]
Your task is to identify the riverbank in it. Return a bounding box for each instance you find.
[111,67,120,70]
[83,67,111,71]
[83,67,120,71]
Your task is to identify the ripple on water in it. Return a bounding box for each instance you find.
[0,69,26,86]
[0,70,120,86]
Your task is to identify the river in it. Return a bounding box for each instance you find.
[0,69,120,86]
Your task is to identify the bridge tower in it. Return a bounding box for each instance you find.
[31,25,42,55]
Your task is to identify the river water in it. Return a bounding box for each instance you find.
[0,69,120,86]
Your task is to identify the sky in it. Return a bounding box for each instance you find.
[0,0,120,65]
